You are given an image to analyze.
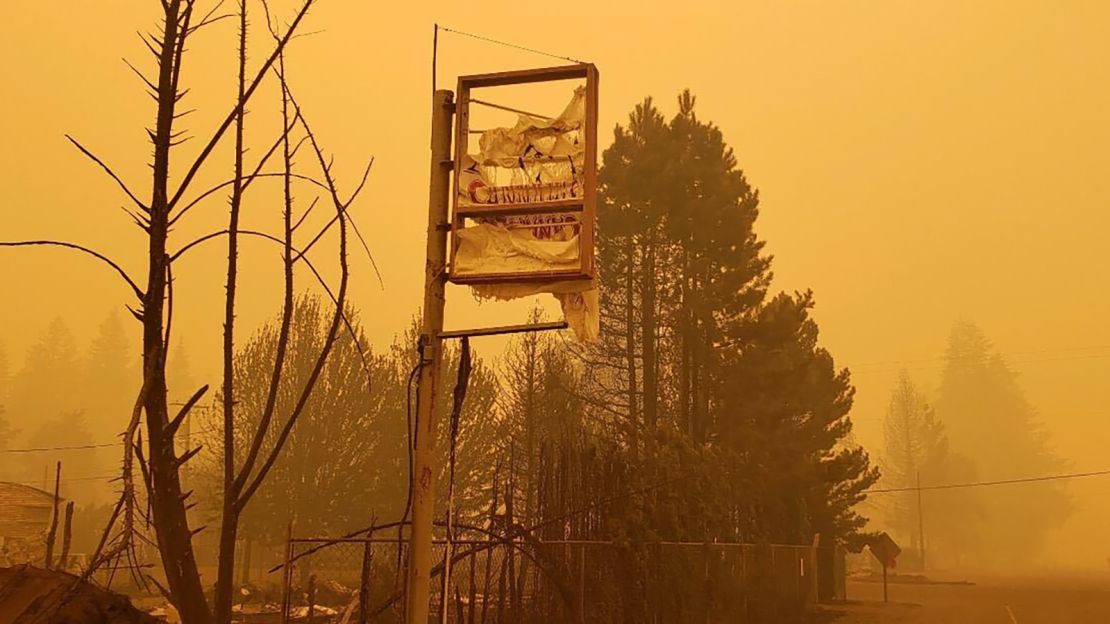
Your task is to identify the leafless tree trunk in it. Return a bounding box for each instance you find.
[44,461,60,569]
[140,4,212,619]
[60,501,75,570]
[1,2,370,622]
[206,6,371,621]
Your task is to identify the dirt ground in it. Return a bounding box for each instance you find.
[815,575,1110,623]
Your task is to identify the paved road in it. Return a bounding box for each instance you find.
[817,575,1110,623]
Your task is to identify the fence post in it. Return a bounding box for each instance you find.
[741,545,748,617]
[307,574,317,624]
[467,552,478,624]
[810,548,818,605]
[358,539,373,624]
[579,543,586,624]
[703,543,711,624]
[60,501,75,571]
[838,546,847,601]
[795,547,801,605]
[809,534,820,606]
[280,523,293,624]
[770,545,778,620]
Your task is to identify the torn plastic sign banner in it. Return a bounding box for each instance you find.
[452,86,598,341]
[458,86,586,206]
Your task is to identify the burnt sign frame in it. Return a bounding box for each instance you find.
[448,63,599,285]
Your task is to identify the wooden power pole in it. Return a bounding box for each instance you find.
[405,88,454,624]
[917,470,926,571]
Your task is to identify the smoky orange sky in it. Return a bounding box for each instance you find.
[2,1,1108,566]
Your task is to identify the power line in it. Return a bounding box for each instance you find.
[3,474,118,486]
[438,25,585,65]
[0,442,121,454]
[865,469,1110,494]
[850,344,1110,371]
[849,345,1110,376]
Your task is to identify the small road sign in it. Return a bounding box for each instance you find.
[869,532,901,568]
[869,532,901,603]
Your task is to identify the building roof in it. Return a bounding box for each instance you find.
[0,481,66,545]
[0,481,58,507]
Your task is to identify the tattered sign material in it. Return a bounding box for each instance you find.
[457,87,586,206]
[452,87,598,341]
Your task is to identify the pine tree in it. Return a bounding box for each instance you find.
[84,310,137,438]
[167,339,197,404]
[588,93,771,448]
[579,97,671,455]
[720,292,878,545]
[25,411,104,504]
[8,317,82,435]
[881,371,945,566]
[581,92,875,547]
[934,320,1069,564]
[664,91,770,444]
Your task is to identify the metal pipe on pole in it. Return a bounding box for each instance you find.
[405,88,455,624]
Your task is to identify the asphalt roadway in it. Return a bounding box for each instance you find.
[814,574,1110,624]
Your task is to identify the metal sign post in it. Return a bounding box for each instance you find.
[868,532,901,604]
[404,88,454,624]
[405,64,598,623]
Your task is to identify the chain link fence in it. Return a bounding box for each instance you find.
[274,535,832,623]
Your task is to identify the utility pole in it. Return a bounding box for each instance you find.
[917,470,926,571]
[405,88,454,624]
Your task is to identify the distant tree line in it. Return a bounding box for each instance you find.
[881,321,1068,569]
[0,314,193,503]
[0,315,198,557]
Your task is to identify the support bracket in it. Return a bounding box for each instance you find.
[439,320,569,340]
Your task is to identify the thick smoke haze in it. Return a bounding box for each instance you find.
[2,0,1108,580]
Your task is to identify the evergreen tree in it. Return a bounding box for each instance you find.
[881,371,945,565]
[589,93,771,448]
[934,320,1069,564]
[25,411,105,504]
[577,92,876,548]
[720,292,878,546]
[664,92,770,444]
[579,97,671,455]
[166,340,201,459]
[167,338,198,404]
[8,318,82,436]
[83,310,137,438]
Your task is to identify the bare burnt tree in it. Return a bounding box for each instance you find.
[1,2,372,623]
